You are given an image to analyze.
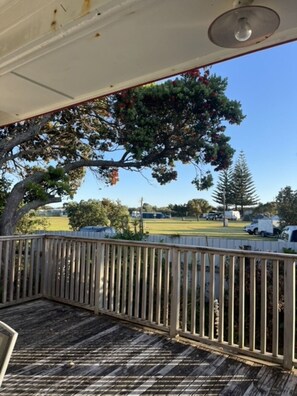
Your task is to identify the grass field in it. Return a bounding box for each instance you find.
[141,219,256,239]
[41,216,258,239]
[40,216,70,231]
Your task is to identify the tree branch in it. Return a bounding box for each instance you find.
[0,114,51,156]
[15,196,61,223]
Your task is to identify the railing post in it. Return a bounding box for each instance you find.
[94,242,105,315]
[169,247,180,338]
[41,236,50,297]
[283,258,296,370]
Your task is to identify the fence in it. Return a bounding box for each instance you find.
[0,234,296,369]
[0,236,44,306]
[38,231,297,253]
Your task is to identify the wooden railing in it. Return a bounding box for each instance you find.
[0,235,296,369]
[44,237,172,331]
[0,236,44,306]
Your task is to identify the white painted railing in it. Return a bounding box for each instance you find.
[0,235,296,369]
[44,237,172,331]
[169,246,296,370]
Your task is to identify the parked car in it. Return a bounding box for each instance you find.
[244,218,281,237]
[205,212,222,220]
[279,225,297,242]
[244,221,259,235]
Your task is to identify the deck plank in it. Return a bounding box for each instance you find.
[0,299,296,395]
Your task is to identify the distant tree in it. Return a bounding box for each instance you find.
[231,152,259,214]
[252,202,278,218]
[0,68,244,235]
[65,199,130,231]
[168,204,188,217]
[275,186,297,226]
[142,203,155,213]
[156,206,172,216]
[187,199,211,220]
[16,212,49,234]
[101,199,130,231]
[65,200,109,231]
[212,168,234,210]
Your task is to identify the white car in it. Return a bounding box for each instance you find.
[244,221,258,235]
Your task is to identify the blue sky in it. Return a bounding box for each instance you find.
[69,41,297,209]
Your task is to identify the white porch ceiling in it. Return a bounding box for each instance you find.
[0,0,296,126]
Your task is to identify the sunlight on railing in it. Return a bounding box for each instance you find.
[0,234,296,369]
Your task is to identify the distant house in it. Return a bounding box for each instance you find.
[36,208,66,217]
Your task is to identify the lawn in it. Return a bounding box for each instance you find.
[141,218,255,239]
[40,216,71,231]
[41,216,257,239]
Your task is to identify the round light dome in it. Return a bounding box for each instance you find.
[208,6,280,48]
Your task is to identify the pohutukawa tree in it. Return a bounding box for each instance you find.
[0,69,244,235]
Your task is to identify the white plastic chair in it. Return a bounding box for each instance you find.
[0,321,18,387]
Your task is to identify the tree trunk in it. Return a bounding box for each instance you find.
[0,209,19,235]
[0,184,25,235]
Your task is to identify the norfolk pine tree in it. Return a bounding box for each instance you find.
[212,167,234,210]
[231,151,259,214]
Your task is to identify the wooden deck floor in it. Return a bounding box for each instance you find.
[0,300,296,395]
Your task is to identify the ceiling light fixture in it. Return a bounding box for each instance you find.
[208,4,280,48]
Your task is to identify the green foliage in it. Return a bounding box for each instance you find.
[114,70,244,187]
[252,201,277,218]
[142,202,155,212]
[231,152,259,212]
[101,198,130,231]
[0,68,244,234]
[191,171,213,191]
[112,229,147,241]
[111,218,148,240]
[212,167,234,209]
[0,177,10,213]
[168,204,188,217]
[16,212,49,234]
[64,200,109,231]
[212,151,258,213]
[187,198,211,220]
[282,247,297,254]
[276,186,297,226]
[64,199,129,231]
[24,166,75,203]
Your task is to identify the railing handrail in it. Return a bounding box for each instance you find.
[0,233,296,369]
[24,233,297,260]
[0,235,42,241]
[39,234,297,261]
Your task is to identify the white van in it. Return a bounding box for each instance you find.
[224,210,240,221]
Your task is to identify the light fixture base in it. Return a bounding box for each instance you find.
[233,0,254,7]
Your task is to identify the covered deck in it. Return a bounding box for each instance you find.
[1,299,296,395]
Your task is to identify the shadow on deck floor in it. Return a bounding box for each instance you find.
[0,300,296,395]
